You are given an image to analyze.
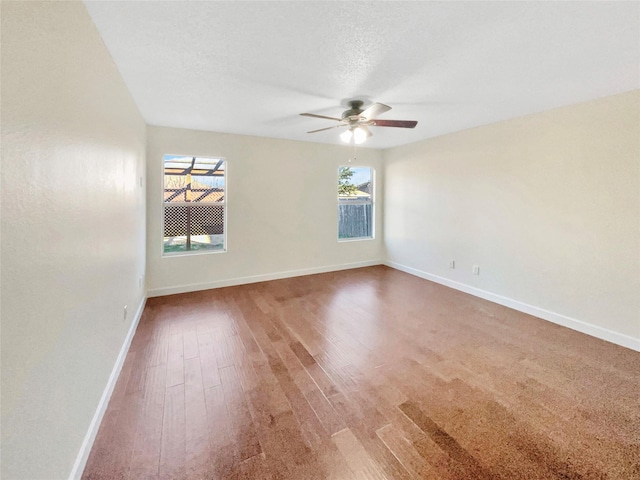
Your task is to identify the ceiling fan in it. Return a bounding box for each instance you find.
[300,100,417,144]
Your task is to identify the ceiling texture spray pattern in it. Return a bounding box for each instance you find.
[84,1,639,149]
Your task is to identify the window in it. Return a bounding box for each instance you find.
[338,166,373,240]
[163,155,226,255]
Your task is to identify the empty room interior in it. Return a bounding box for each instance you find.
[2,1,639,479]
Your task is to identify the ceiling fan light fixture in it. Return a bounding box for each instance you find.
[353,127,367,144]
[340,129,353,143]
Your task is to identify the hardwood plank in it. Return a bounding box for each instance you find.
[219,365,263,462]
[305,388,346,436]
[332,428,388,480]
[213,327,236,368]
[398,400,492,479]
[204,384,236,478]
[327,390,412,480]
[146,329,169,368]
[159,384,186,479]
[165,333,184,387]
[183,329,200,359]
[376,424,436,479]
[108,350,136,409]
[197,332,221,388]
[129,364,166,479]
[184,356,210,476]
[237,452,269,480]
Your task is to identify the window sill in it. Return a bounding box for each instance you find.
[162,249,227,258]
[338,237,375,243]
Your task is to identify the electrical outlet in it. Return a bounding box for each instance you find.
[138,276,143,288]
[473,265,480,275]
[449,260,455,269]
[123,305,128,321]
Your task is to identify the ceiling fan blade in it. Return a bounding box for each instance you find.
[360,102,391,119]
[371,119,418,128]
[300,113,342,121]
[307,125,344,134]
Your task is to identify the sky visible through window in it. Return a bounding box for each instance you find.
[348,167,371,185]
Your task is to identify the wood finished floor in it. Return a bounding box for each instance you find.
[83,266,640,479]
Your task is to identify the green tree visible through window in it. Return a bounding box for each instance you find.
[338,166,358,196]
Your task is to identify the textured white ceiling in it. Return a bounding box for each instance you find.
[84,1,639,149]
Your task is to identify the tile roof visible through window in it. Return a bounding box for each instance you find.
[164,176,224,203]
[163,189,224,203]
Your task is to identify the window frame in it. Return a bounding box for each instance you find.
[161,153,227,257]
[337,166,375,242]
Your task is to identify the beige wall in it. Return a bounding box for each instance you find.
[1,2,147,478]
[146,126,383,295]
[384,90,640,348]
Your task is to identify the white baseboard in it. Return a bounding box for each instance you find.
[68,296,147,480]
[147,260,382,297]
[385,260,640,352]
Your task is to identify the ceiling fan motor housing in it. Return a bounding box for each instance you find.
[341,100,365,119]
